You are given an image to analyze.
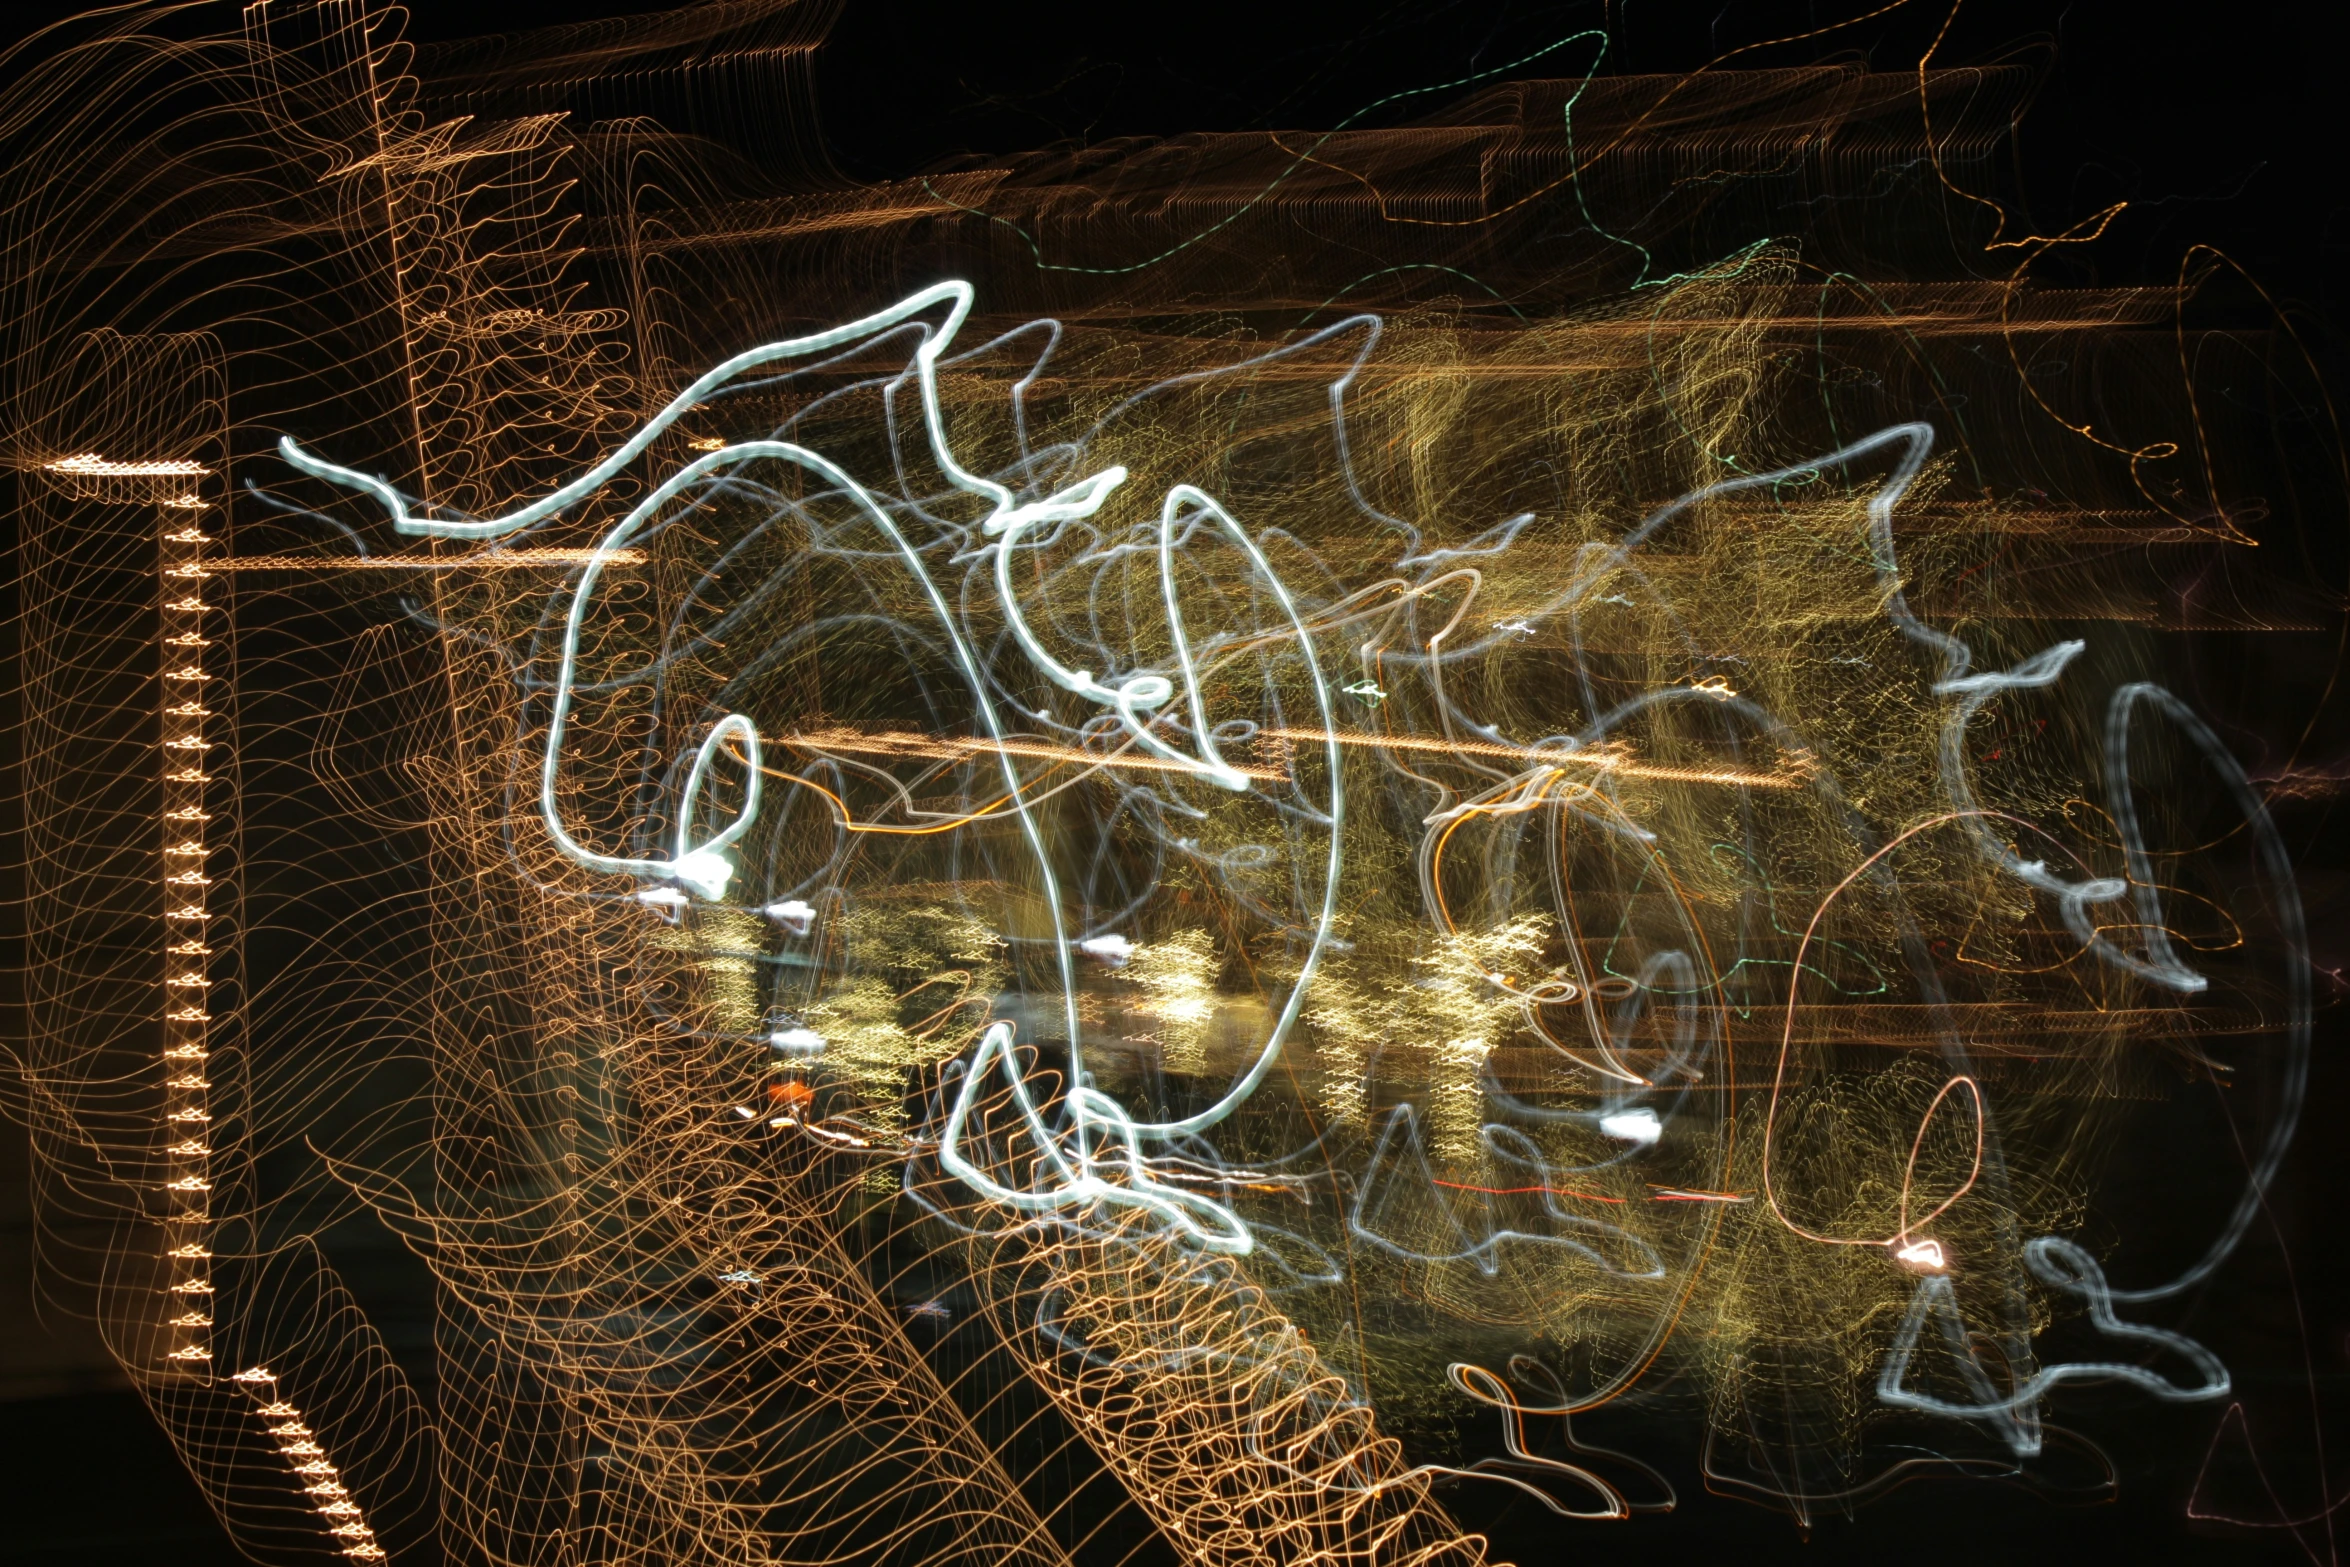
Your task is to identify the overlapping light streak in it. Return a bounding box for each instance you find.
[5,5,2335,1560]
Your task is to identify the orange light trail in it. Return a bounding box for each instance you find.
[1431,1178,1626,1205]
[219,548,647,570]
[788,727,1287,781]
[788,724,1803,790]
[1256,727,1813,789]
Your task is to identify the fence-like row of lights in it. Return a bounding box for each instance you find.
[144,467,384,1560]
[157,480,218,1366]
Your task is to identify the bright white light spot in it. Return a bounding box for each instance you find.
[673,850,733,900]
[769,1027,826,1057]
[1599,1108,1664,1145]
[1895,1237,1948,1272]
[762,898,816,935]
[730,1105,756,1120]
[1078,934,1135,967]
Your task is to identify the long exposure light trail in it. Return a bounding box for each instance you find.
[5,10,2332,1560]
[1254,727,1815,788]
[217,547,647,570]
[786,726,1287,781]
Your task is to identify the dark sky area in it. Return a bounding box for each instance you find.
[2,1,2337,316]
[404,0,2345,321]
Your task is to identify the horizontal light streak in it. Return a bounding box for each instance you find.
[218,548,645,571]
[789,726,1286,780]
[45,452,210,477]
[1257,726,1811,789]
[789,723,1803,790]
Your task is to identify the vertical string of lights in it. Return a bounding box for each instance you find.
[157,462,220,1369]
